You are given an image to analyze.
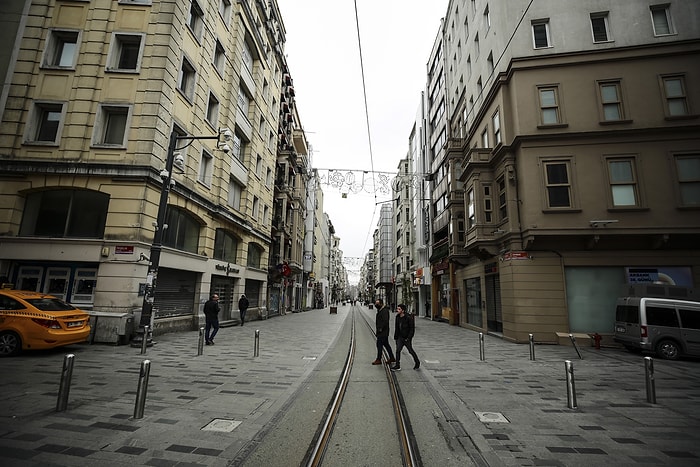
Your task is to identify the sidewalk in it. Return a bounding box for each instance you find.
[1,304,699,466]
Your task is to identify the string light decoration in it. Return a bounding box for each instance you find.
[314,168,428,195]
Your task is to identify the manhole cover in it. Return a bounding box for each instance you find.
[475,412,509,423]
[202,419,242,432]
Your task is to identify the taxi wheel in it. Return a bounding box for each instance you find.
[0,331,22,357]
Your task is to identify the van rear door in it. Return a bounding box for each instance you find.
[614,298,641,349]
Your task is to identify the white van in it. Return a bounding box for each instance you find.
[614,297,700,360]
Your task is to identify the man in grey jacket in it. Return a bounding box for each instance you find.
[372,298,396,365]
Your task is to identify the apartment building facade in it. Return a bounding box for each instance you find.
[0,0,292,334]
[439,0,700,342]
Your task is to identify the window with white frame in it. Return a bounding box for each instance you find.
[213,40,225,75]
[607,157,639,207]
[27,102,65,144]
[481,127,489,148]
[467,188,475,229]
[483,184,493,222]
[674,154,700,207]
[94,104,130,146]
[252,196,259,219]
[206,92,220,127]
[232,133,244,162]
[242,40,254,72]
[256,155,262,177]
[218,0,231,24]
[106,33,144,72]
[661,75,689,117]
[237,87,250,114]
[228,177,243,210]
[266,167,272,185]
[484,5,491,30]
[198,149,213,186]
[497,176,508,219]
[492,110,501,145]
[188,1,204,40]
[538,86,561,125]
[178,57,196,100]
[650,4,674,36]
[543,160,573,208]
[590,12,611,42]
[43,29,79,68]
[599,80,625,121]
[532,20,551,48]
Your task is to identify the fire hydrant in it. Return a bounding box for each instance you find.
[592,333,602,350]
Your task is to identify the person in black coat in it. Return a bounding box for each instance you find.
[203,294,220,345]
[238,294,249,325]
[372,298,396,365]
[391,304,420,371]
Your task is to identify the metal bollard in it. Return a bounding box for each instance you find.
[565,360,578,409]
[479,332,485,361]
[133,359,151,419]
[56,353,75,412]
[141,325,149,355]
[254,329,260,357]
[529,334,536,361]
[197,327,205,356]
[568,333,582,359]
[644,356,656,404]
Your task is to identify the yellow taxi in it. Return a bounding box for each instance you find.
[0,289,91,357]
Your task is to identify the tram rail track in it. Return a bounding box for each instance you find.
[303,306,421,467]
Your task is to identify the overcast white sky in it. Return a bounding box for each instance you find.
[277,1,447,283]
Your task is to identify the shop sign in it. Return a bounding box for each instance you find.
[115,245,134,254]
[215,264,240,275]
[503,251,529,261]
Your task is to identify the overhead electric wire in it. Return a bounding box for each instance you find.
[353,0,382,256]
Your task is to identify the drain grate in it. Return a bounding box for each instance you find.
[202,419,242,432]
[475,412,510,423]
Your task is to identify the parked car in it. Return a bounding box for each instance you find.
[0,289,91,357]
[614,296,700,360]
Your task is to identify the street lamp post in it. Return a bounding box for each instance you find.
[131,127,232,347]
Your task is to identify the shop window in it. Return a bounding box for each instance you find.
[20,189,109,238]
[162,206,200,254]
[214,229,239,263]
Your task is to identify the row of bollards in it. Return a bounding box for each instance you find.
[55,353,152,419]
[56,328,264,419]
[476,332,658,409]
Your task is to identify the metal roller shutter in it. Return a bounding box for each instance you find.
[153,268,197,318]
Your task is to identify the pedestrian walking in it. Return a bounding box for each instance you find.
[204,294,220,345]
[391,304,420,371]
[372,298,396,365]
[239,293,249,325]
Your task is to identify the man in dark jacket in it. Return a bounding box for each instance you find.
[391,304,420,371]
[238,294,249,325]
[372,298,396,365]
[203,294,220,345]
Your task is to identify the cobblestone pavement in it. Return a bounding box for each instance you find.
[1,304,699,466]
